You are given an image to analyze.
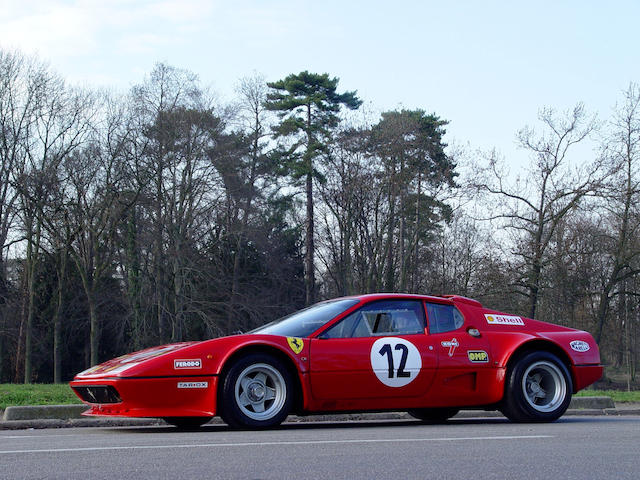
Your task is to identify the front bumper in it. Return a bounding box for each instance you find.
[70,375,218,418]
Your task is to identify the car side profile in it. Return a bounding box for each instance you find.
[70,293,603,428]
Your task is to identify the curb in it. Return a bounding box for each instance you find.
[2,404,89,421]
[569,396,615,409]
[1,397,637,430]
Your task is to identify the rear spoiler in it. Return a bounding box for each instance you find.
[440,295,483,308]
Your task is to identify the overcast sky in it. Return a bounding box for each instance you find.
[2,0,639,166]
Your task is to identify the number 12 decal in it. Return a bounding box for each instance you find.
[370,337,421,387]
[379,343,410,378]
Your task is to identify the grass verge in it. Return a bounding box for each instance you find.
[0,384,638,411]
[0,383,81,410]
[575,389,640,403]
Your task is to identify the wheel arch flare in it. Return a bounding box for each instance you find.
[503,339,576,394]
[216,343,307,414]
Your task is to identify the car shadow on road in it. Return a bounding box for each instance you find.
[107,417,519,434]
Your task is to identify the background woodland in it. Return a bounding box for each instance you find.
[1,49,638,386]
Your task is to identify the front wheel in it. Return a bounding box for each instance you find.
[219,353,293,429]
[501,351,572,423]
[407,407,459,423]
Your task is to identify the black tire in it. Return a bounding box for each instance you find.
[407,407,459,423]
[219,353,293,429]
[163,416,212,429]
[501,351,572,423]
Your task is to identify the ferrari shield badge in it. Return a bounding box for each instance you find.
[287,337,304,354]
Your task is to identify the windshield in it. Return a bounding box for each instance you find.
[250,298,360,338]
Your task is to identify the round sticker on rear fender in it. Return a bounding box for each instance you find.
[370,337,422,387]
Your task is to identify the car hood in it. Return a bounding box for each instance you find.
[75,342,198,379]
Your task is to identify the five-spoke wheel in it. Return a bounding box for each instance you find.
[234,363,287,421]
[220,353,293,428]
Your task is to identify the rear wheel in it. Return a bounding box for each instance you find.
[501,351,572,423]
[407,407,459,423]
[219,353,293,429]
[163,417,212,429]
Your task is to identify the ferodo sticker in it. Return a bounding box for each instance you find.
[570,340,590,352]
[468,350,489,363]
[485,314,524,326]
[174,359,202,369]
[177,382,208,389]
[287,337,304,354]
[370,337,421,387]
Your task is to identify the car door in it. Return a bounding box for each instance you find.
[425,302,495,405]
[308,299,437,410]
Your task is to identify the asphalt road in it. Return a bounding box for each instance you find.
[0,416,638,480]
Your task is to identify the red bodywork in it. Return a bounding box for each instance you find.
[70,294,602,419]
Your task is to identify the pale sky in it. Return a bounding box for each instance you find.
[1,0,639,166]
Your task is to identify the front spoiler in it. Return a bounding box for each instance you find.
[70,375,218,418]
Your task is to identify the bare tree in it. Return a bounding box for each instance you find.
[9,56,94,382]
[593,84,640,346]
[0,50,39,380]
[62,94,135,366]
[475,104,600,319]
[223,73,274,331]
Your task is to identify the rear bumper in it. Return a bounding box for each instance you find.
[572,364,603,392]
[70,375,218,418]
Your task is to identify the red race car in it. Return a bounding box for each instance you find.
[70,293,602,428]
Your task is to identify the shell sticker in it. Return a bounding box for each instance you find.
[484,314,524,326]
[287,337,304,354]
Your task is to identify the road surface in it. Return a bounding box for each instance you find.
[0,416,638,479]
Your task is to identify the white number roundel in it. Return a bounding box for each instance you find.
[370,337,421,387]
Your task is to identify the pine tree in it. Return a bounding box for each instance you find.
[265,71,361,305]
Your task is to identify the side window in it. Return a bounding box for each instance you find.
[322,300,425,338]
[426,303,464,334]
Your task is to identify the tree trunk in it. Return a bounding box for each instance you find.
[399,158,406,292]
[385,163,396,291]
[24,215,41,384]
[88,289,99,366]
[528,260,541,320]
[0,318,3,382]
[126,208,142,351]
[595,279,614,345]
[305,169,315,305]
[304,104,315,305]
[52,247,68,383]
[172,251,183,342]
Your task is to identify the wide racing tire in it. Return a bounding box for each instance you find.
[501,351,572,423]
[219,353,293,429]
